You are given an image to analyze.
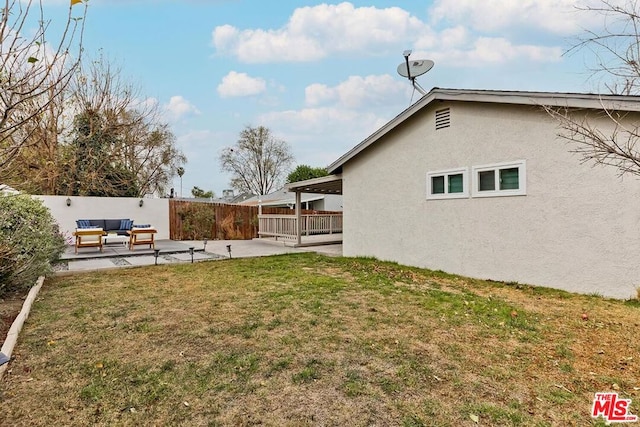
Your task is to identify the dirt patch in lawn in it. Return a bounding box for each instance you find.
[0,290,27,347]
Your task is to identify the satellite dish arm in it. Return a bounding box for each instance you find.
[404,54,412,81]
[413,80,427,96]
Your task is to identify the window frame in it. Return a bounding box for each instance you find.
[471,160,526,198]
[426,167,469,200]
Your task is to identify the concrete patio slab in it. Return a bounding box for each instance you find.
[58,238,342,273]
[125,255,171,266]
[196,239,304,259]
[67,258,123,271]
[61,240,201,261]
[299,243,342,257]
[170,252,217,262]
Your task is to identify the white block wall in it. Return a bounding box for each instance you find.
[35,196,171,241]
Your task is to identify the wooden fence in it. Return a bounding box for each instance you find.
[169,199,340,240]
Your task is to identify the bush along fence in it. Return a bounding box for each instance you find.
[168,200,340,241]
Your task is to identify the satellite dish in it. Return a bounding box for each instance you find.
[397,51,433,97]
[397,59,434,79]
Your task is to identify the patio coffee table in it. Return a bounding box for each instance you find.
[102,234,129,247]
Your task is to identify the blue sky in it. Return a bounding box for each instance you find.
[42,0,608,196]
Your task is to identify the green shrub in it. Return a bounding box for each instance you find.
[0,195,66,295]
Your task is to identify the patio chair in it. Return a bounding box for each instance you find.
[73,228,104,253]
[128,226,157,250]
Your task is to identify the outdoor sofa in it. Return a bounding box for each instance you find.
[75,219,134,236]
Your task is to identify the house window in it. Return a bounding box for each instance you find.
[472,160,526,197]
[426,167,469,200]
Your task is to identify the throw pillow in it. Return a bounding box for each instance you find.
[76,219,91,228]
[120,219,134,230]
[133,224,151,229]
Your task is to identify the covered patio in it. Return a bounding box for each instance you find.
[258,174,343,247]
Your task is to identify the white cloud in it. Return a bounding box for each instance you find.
[429,0,611,35]
[217,71,267,98]
[212,24,239,50]
[123,96,199,124]
[408,23,562,66]
[212,2,564,68]
[305,74,408,109]
[428,37,563,67]
[164,96,200,122]
[256,74,409,168]
[257,105,392,172]
[212,2,425,63]
[261,107,363,131]
[259,106,388,154]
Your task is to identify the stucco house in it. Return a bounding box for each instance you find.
[287,88,640,299]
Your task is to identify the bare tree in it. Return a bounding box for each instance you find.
[3,82,71,194]
[61,54,185,197]
[220,125,294,195]
[6,53,187,196]
[547,0,640,177]
[0,0,86,174]
[569,0,640,95]
[115,110,186,197]
[546,104,640,176]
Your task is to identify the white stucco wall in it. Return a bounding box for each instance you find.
[312,194,343,211]
[342,101,640,299]
[35,196,171,241]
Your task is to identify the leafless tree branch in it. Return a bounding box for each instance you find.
[550,0,640,176]
[0,0,86,171]
[220,125,294,196]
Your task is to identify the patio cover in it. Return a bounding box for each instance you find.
[285,174,342,195]
[283,174,342,245]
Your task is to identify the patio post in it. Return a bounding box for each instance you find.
[295,191,302,246]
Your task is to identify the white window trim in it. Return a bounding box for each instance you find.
[426,167,469,200]
[471,160,526,198]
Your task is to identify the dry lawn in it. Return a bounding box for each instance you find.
[0,253,638,426]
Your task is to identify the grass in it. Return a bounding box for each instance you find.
[0,253,639,426]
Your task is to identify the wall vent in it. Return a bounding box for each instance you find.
[435,108,451,130]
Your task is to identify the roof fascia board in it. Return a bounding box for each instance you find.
[431,89,640,110]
